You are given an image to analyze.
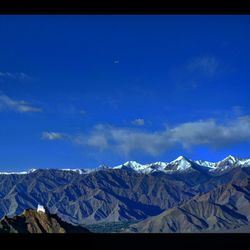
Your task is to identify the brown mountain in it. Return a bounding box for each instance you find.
[0,156,250,227]
[0,208,91,233]
[1,164,249,225]
[127,177,250,233]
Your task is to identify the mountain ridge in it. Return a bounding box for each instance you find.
[1,155,249,175]
[127,177,250,233]
[0,155,250,228]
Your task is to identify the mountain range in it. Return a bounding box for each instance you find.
[1,155,250,233]
[127,176,250,233]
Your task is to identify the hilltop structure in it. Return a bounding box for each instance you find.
[37,204,45,213]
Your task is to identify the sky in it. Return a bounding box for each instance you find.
[0,15,250,171]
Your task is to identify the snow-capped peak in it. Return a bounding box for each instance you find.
[170,156,191,164]
[114,156,194,173]
[114,161,139,169]
[222,155,237,163]
[194,160,216,169]
[0,168,38,175]
[175,156,187,161]
[1,155,250,176]
[167,156,192,171]
[237,158,250,167]
[123,161,142,168]
[114,161,146,170]
[27,169,37,173]
[98,164,110,170]
[113,161,155,174]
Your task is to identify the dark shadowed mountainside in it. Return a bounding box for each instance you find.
[0,156,250,230]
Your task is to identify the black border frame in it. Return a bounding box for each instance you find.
[0,0,250,14]
[0,1,250,249]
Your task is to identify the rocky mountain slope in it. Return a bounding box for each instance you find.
[127,177,250,233]
[0,208,91,233]
[0,155,250,228]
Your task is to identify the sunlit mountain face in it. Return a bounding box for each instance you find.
[0,155,250,233]
[0,15,250,233]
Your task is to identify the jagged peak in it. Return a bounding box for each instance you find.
[98,164,110,169]
[170,156,190,163]
[1,155,250,176]
[114,161,142,169]
[221,155,238,162]
[168,156,192,171]
[124,161,142,167]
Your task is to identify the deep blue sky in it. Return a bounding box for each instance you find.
[0,15,250,171]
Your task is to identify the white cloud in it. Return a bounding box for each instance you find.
[41,116,250,156]
[0,72,31,81]
[41,132,64,140]
[131,118,145,126]
[70,116,250,156]
[0,94,42,113]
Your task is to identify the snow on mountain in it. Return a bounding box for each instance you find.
[62,169,87,174]
[0,155,250,175]
[167,156,192,171]
[62,165,111,174]
[237,159,250,167]
[149,162,168,168]
[212,155,238,172]
[113,155,250,174]
[219,155,238,165]
[113,157,193,173]
[27,169,37,173]
[97,164,110,170]
[195,155,250,172]
[113,161,153,174]
[147,162,168,172]
[194,160,217,169]
[0,169,37,175]
[0,171,27,175]
[62,168,105,174]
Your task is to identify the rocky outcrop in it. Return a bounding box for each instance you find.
[0,208,91,233]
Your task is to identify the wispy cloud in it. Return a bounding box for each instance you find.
[0,72,31,81]
[131,118,145,126]
[41,132,65,140]
[63,115,250,156]
[0,94,42,113]
[231,105,244,117]
[170,55,220,92]
[187,56,219,76]
[167,117,250,149]
[79,109,86,115]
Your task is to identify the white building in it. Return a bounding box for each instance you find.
[37,204,46,213]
